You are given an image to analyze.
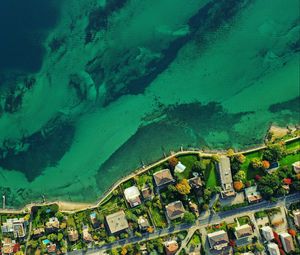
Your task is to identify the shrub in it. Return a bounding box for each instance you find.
[262,160,270,169]
[233,181,244,191]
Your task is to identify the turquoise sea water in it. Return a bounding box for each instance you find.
[0,0,299,208]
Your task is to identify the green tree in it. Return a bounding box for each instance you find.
[263,143,285,162]
[176,179,191,195]
[250,158,263,169]
[192,161,206,172]
[233,170,246,181]
[183,211,196,224]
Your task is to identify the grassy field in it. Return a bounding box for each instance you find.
[237,216,251,225]
[188,231,201,247]
[175,154,199,180]
[149,206,167,228]
[286,138,300,152]
[204,160,218,188]
[279,152,300,167]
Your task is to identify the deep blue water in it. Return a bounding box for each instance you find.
[0,0,61,73]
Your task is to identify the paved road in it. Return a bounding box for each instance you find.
[67,192,300,255]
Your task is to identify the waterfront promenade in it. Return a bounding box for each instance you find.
[0,136,299,214]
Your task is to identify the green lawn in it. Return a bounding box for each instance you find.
[100,194,126,214]
[286,138,300,152]
[237,216,250,225]
[175,154,199,180]
[149,206,167,228]
[279,152,300,167]
[240,151,263,170]
[204,160,218,188]
[240,151,265,181]
[188,231,201,247]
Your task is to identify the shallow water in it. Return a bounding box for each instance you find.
[0,0,299,208]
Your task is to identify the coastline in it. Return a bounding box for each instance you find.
[1,134,299,215]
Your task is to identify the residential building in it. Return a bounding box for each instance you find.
[261,226,274,241]
[270,213,284,227]
[189,201,199,217]
[217,156,235,197]
[153,169,174,187]
[188,176,203,190]
[293,210,300,228]
[68,228,79,242]
[235,224,253,239]
[244,186,262,203]
[141,185,154,200]
[124,186,142,207]
[280,233,295,253]
[165,201,185,220]
[207,230,230,252]
[47,243,57,254]
[292,161,300,173]
[90,212,101,229]
[45,217,59,233]
[267,242,280,255]
[32,227,45,239]
[105,210,129,234]
[1,218,26,238]
[174,162,186,173]
[82,225,93,242]
[266,162,280,174]
[138,216,150,231]
[164,240,179,255]
[1,238,15,255]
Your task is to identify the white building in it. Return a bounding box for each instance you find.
[280,232,295,253]
[294,210,300,228]
[1,218,26,238]
[267,243,280,255]
[261,226,274,241]
[174,162,186,173]
[292,161,300,173]
[124,186,141,207]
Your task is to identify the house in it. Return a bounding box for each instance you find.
[293,210,300,228]
[235,224,253,239]
[217,156,235,197]
[244,186,262,203]
[32,227,45,239]
[188,201,199,217]
[174,162,186,173]
[261,226,274,241]
[267,242,280,255]
[47,243,57,254]
[124,186,142,207]
[165,201,185,220]
[153,169,175,187]
[280,233,295,253]
[188,176,203,190]
[141,185,154,200]
[270,213,284,227]
[1,218,26,238]
[164,240,179,255]
[68,228,79,242]
[266,162,280,174]
[82,225,93,242]
[90,212,101,229]
[292,161,300,173]
[105,210,129,234]
[207,230,230,252]
[1,238,15,255]
[45,217,60,233]
[138,216,150,231]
